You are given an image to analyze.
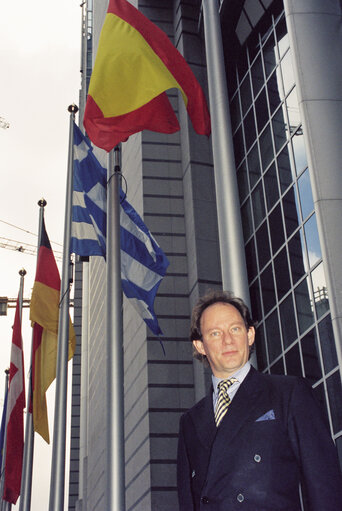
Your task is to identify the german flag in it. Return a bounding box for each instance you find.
[83,0,211,151]
[29,219,75,443]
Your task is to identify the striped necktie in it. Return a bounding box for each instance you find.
[214,378,238,426]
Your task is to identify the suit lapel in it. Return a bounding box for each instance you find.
[189,393,217,449]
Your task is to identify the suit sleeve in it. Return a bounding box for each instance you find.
[177,414,195,511]
[288,378,342,510]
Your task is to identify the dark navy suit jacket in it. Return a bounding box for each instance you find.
[177,367,342,510]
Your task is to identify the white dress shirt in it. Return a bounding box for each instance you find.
[212,361,251,410]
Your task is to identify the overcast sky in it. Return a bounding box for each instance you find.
[0,0,81,507]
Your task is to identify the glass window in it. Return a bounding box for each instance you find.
[244,108,257,150]
[251,54,264,97]
[240,74,253,115]
[237,159,249,202]
[286,87,300,133]
[255,88,269,133]
[269,205,285,254]
[304,214,321,268]
[250,279,263,321]
[261,264,276,313]
[292,131,307,174]
[252,182,266,228]
[318,315,338,374]
[301,328,322,384]
[259,123,274,170]
[247,143,261,188]
[280,50,295,96]
[270,357,285,375]
[285,343,302,377]
[266,310,282,363]
[264,163,279,211]
[311,263,329,319]
[298,168,314,220]
[241,198,254,240]
[274,248,291,299]
[233,125,245,166]
[267,70,282,114]
[282,187,300,238]
[256,220,271,269]
[294,277,314,334]
[327,371,342,435]
[245,237,258,282]
[255,325,268,371]
[275,16,289,60]
[272,106,287,153]
[277,145,294,192]
[230,92,241,133]
[288,230,307,284]
[263,32,277,77]
[279,294,297,348]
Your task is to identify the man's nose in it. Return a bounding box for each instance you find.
[222,331,233,344]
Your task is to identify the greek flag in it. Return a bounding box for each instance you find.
[71,123,169,336]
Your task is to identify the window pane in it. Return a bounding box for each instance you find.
[266,310,282,363]
[304,214,321,268]
[292,131,307,174]
[244,107,257,150]
[263,32,277,77]
[251,55,264,97]
[252,182,266,228]
[275,16,289,59]
[327,371,342,434]
[267,70,282,114]
[256,221,270,270]
[245,237,258,282]
[248,143,261,188]
[272,107,287,153]
[301,328,322,384]
[259,123,274,170]
[269,205,285,254]
[274,248,291,299]
[288,230,307,284]
[318,315,338,373]
[261,264,276,314]
[280,50,295,96]
[241,198,254,239]
[264,163,279,211]
[237,159,249,202]
[230,92,241,132]
[240,74,252,115]
[277,145,294,192]
[233,125,245,166]
[250,279,263,321]
[283,187,300,238]
[298,168,314,220]
[279,294,297,348]
[255,325,268,371]
[285,343,302,377]
[311,263,329,319]
[286,87,300,133]
[294,278,314,334]
[255,88,269,133]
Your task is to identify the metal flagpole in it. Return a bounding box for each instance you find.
[0,369,9,511]
[19,199,46,511]
[48,104,78,511]
[105,147,126,510]
[202,0,250,304]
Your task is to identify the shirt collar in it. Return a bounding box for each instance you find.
[212,361,251,399]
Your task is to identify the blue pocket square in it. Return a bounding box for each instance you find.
[256,409,275,422]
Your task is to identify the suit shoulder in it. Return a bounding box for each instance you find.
[255,370,313,399]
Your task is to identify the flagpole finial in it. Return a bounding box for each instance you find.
[19,268,26,277]
[68,104,79,114]
[5,368,9,375]
[38,198,47,208]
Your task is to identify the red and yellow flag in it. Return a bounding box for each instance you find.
[83,0,211,151]
[29,219,75,443]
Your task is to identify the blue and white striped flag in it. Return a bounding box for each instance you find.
[71,123,169,336]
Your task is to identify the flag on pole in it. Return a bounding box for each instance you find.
[3,298,25,504]
[0,373,8,475]
[29,219,76,443]
[83,0,211,151]
[72,123,169,335]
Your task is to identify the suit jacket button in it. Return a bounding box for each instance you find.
[254,454,261,463]
[237,493,244,502]
[201,496,209,504]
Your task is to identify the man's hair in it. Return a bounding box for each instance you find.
[190,290,257,364]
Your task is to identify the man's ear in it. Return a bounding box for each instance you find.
[247,326,255,346]
[193,339,206,356]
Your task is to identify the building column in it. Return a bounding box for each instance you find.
[284,0,342,373]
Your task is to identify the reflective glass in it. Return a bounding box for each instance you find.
[264,163,279,211]
[245,237,258,282]
[280,294,297,348]
[266,310,282,363]
[259,123,274,170]
[272,106,287,153]
[285,343,302,377]
[318,315,338,374]
[270,357,285,375]
[274,248,291,299]
[241,198,254,240]
[301,328,322,384]
[327,371,342,434]
[255,325,268,371]
[233,125,245,166]
[244,108,257,150]
[280,50,295,96]
[311,263,329,319]
[237,159,249,202]
[256,220,271,269]
[275,16,289,60]
[277,145,294,192]
[250,279,263,321]
[267,70,282,114]
[283,187,300,238]
[263,32,277,77]
[230,92,241,133]
[252,182,266,228]
[292,131,307,174]
[288,230,307,284]
[255,88,269,133]
[251,54,264,97]
[304,214,321,267]
[247,143,261,188]
[261,264,276,313]
[294,277,314,334]
[298,168,314,220]
[269,205,285,254]
[286,87,300,133]
[240,74,253,115]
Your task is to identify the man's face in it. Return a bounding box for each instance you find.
[193,302,255,379]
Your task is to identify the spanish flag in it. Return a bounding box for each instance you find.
[83,0,211,151]
[29,219,75,443]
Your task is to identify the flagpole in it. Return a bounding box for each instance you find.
[0,369,9,511]
[105,147,125,510]
[19,200,46,511]
[48,104,78,511]
[201,0,250,303]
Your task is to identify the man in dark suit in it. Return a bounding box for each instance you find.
[177,290,342,510]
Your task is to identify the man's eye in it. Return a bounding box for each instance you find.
[231,326,242,333]
[210,331,221,337]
